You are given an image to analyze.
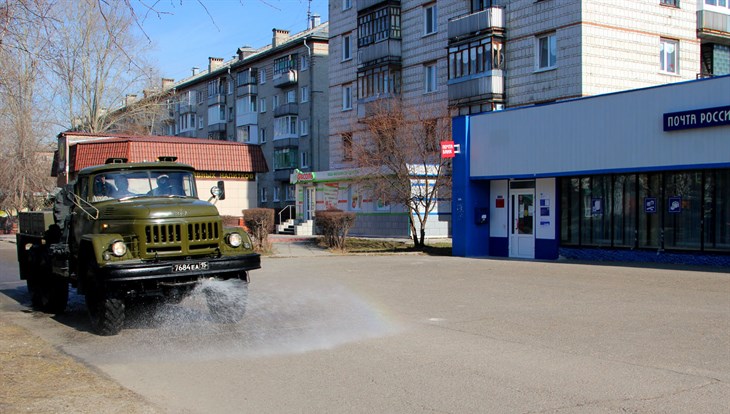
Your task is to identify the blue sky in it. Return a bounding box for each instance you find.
[133,0,329,81]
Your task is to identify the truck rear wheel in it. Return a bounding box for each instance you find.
[205,279,248,324]
[27,257,68,314]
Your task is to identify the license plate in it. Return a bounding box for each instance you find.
[172,262,209,273]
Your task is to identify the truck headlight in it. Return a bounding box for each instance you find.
[226,232,243,248]
[110,240,127,257]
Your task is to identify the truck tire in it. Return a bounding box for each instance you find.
[34,277,69,314]
[205,279,248,324]
[86,290,125,336]
[27,258,68,314]
[82,256,124,335]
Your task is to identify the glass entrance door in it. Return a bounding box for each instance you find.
[305,187,316,221]
[510,189,535,258]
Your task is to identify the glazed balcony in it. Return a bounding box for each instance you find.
[698,10,730,45]
[357,0,399,13]
[448,7,504,41]
[358,39,401,68]
[236,83,258,96]
[447,70,504,106]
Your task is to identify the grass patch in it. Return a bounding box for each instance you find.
[319,237,452,256]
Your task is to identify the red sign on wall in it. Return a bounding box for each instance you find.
[441,141,455,158]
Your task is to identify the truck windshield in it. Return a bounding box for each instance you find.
[91,170,197,202]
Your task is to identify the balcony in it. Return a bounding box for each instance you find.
[208,122,226,133]
[274,103,299,117]
[236,83,258,96]
[236,112,257,127]
[274,168,296,181]
[698,10,730,45]
[176,103,195,114]
[273,137,298,149]
[447,70,504,106]
[273,70,298,88]
[356,94,398,119]
[207,93,226,106]
[448,7,505,42]
[356,0,398,13]
[358,39,401,68]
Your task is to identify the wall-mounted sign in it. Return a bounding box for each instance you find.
[495,195,505,208]
[668,196,682,213]
[664,105,730,131]
[644,197,657,214]
[196,171,255,181]
[591,198,603,216]
[441,141,456,158]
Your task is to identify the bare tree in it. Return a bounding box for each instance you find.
[352,99,452,249]
[50,0,157,133]
[0,0,57,214]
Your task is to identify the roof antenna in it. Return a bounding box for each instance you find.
[307,0,312,29]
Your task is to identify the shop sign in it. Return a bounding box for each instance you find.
[195,171,255,181]
[291,169,316,184]
[663,105,730,131]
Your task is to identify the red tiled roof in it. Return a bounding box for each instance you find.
[62,133,268,173]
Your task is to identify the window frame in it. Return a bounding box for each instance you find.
[660,38,679,75]
[424,62,437,93]
[342,84,352,111]
[536,32,557,71]
[424,3,438,36]
[342,33,352,61]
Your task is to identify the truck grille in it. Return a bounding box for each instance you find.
[144,220,220,255]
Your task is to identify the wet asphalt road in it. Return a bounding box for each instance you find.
[1,239,729,413]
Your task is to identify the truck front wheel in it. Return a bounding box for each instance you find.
[86,290,125,336]
[82,256,124,335]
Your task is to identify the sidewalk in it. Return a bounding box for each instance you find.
[269,234,333,257]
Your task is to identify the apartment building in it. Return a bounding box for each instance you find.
[315,0,729,242]
[166,19,329,220]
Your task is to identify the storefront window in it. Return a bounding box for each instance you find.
[664,171,702,250]
[559,169,729,253]
[612,174,636,247]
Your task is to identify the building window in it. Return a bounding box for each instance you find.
[273,186,280,202]
[342,33,352,61]
[536,33,557,70]
[448,38,504,80]
[260,127,267,143]
[660,38,679,74]
[259,68,267,84]
[301,151,309,168]
[286,185,296,201]
[236,125,251,142]
[342,84,352,110]
[342,133,353,161]
[358,6,401,47]
[424,63,437,93]
[260,98,267,113]
[286,89,297,103]
[300,85,309,103]
[357,66,402,99]
[274,115,299,139]
[342,0,352,10]
[260,187,267,203]
[273,148,298,170]
[198,118,204,129]
[273,95,279,109]
[704,0,730,9]
[274,54,298,76]
[300,55,309,71]
[424,4,437,35]
[300,118,309,136]
[208,104,226,125]
[660,0,679,6]
[237,68,258,86]
[207,79,221,97]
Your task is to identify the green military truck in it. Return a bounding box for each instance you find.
[16,158,261,335]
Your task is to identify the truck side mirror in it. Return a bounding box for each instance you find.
[210,180,225,201]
